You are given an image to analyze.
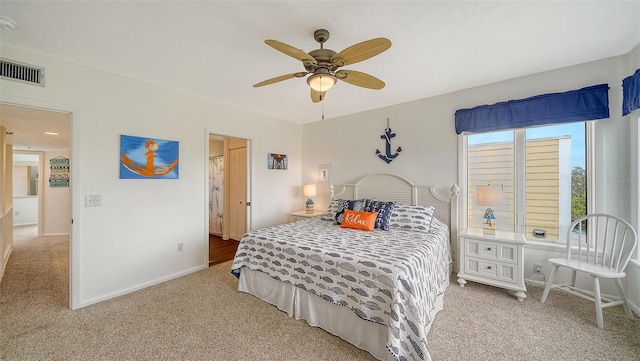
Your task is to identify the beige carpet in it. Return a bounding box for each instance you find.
[1,235,639,361]
[11,224,38,244]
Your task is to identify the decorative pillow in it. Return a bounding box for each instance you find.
[364,200,396,230]
[340,209,378,231]
[320,198,342,221]
[387,204,436,232]
[335,199,366,225]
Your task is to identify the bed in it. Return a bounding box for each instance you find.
[231,174,459,361]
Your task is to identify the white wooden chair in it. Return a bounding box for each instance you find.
[541,214,638,329]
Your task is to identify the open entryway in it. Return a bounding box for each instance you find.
[207,133,250,265]
[0,102,71,308]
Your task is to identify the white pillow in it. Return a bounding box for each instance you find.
[387,204,436,232]
[320,198,342,221]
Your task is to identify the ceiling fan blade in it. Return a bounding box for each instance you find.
[253,72,307,87]
[331,38,391,67]
[335,70,385,90]
[311,89,326,103]
[265,40,317,65]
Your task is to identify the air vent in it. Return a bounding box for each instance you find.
[0,58,44,87]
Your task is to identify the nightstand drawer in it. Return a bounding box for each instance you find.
[464,239,517,264]
[464,257,517,284]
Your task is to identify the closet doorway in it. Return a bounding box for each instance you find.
[208,133,250,265]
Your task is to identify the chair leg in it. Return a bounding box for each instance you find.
[541,265,558,303]
[593,276,604,329]
[614,278,634,320]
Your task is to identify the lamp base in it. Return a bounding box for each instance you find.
[482,227,496,235]
[482,207,497,235]
[305,197,314,214]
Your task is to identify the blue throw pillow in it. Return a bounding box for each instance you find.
[335,199,365,225]
[364,200,396,231]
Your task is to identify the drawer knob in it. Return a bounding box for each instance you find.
[487,266,492,270]
[486,247,492,251]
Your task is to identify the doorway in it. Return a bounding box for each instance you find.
[0,102,72,306]
[12,152,43,241]
[207,133,250,265]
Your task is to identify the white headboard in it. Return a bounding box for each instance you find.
[332,173,460,251]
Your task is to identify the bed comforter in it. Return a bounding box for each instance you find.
[231,217,451,361]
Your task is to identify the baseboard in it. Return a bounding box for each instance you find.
[75,264,208,309]
[42,232,70,237]
[525,278,547,288]
[13,222,37,227]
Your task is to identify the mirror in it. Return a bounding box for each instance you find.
[12,153,40,197]
[28,166,38,196]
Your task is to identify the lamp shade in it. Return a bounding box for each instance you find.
[303,184,317,197]
[307,74,336,92]
[476,184,503,206]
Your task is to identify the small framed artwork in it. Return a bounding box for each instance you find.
[120,134,179,179]
[319,164,332,184]
[49,156,70,187]
[268,153,288,170]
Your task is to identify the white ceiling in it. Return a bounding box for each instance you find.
[1,1,639,150]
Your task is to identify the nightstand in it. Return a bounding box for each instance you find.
[457,228,527,301]
[289,210,324,223]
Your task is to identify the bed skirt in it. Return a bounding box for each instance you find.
[238,267,449,361]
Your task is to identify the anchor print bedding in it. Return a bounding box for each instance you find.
[231,216,451,361]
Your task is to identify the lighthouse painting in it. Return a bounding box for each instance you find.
[120,134,179,179]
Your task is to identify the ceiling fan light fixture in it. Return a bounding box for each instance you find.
[307,73,336,92]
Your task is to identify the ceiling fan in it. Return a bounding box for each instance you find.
[253,29,391,103]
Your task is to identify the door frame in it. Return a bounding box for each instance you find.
[205,128,252,264]
[1,96,76,308]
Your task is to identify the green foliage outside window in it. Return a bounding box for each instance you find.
[571,166,586,222]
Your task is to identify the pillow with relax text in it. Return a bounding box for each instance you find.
[340,209,378,232]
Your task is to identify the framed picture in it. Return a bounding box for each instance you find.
[120,134,179,179]
[49,156,70,187]
[319,164,331,184]
[268,153,288,170]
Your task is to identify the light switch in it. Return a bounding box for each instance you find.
[85,195,102,207]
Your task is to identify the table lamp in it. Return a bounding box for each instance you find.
[303,184,317,213]
[476,183,503,235]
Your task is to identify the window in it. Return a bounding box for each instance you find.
[464,122,591,243]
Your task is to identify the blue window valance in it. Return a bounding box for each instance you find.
[455,84,610,134]
[622,68,640,116]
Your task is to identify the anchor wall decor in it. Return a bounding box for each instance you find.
[376,118,402,164]
[120,134,179,179]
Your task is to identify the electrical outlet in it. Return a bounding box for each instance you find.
[177,243,184,252]
[534,263,543,274]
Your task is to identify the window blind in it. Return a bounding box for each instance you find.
[455,84,609,134]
